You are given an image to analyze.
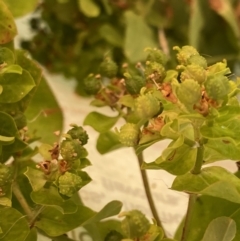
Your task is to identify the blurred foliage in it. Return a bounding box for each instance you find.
[22,0,240,95]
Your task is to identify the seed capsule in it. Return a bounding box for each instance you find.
[134,93,160,120]
[177,78,201,106]
[118,123,140,147]
[204,74,230,100]
[173,46,199,65]
[99,57,118,78]
[120,210,151,238]
[145,48,167,65]
[145,61,166,83]
[83,74,102,95]
[124,72,146,95]
[67,125,88,145]
[180,64,206,84]
[60,139,88,162]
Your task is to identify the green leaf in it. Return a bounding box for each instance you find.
[31,186,78,214]
[0,65,22,75]
[99,24,123,47]
[0,207,30,241]
[84,112,119,133]
[3,0,38,18]
[124,11,157,63]
[35,205,95,236]
[201,216,236,241]
[0,47,14,65]
[118,95,134,108]
[24,167,47,192]
[84,220,123,241]
[0,135,14,145]
[204,139,240,163]
[24,228,37,241]
[78,0,100,17]
[147,137,196,175]
[0,111,18,136]
[0,1,17,44]
[174,196,240,241]
[25,77,63,143]
[38,143,53,160]
[172,166,240,203]
[83,200,123,226]
[96,131,124,154]
[201,119,240,142]
[0,70,35,103]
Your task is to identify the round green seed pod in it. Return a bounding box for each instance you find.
[187,55,207,68]
[118,123,140,147]
[134,93,160,120]
[124,72,146,95]
[180,64,206,84]
[204,74,230,100]
[99,58,118,78]
[83,74,102,95]
[60,139,88,162]
[58,171,82,197]
[145,61,166,83]
[120,210,151,238]
[67,126,88,145]
[145,48,167,65]
[177,78,202,106]
[173,45,199,65]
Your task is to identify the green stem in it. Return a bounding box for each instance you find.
[180,194,197,241]
[180,144,204,241]
[12,181,33,221]
[29,206,45,228]
[136,151,167,237]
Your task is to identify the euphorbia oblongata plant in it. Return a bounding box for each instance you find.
[1,0,240,240]
[83,45,240,240]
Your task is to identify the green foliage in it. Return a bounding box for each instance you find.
[3,0,240,240]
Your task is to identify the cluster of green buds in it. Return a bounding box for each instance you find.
[85,45,239,151]
[36,125,91,197]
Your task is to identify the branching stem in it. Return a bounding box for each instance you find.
[136,151,167,237]
[12,181,33,221]
[181,144,204,241]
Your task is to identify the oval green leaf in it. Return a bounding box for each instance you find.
[84,112,119,133]
[78,0,100,17]
[0,1,17,44]
[201,217,236,241]
[0,69,35,103]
